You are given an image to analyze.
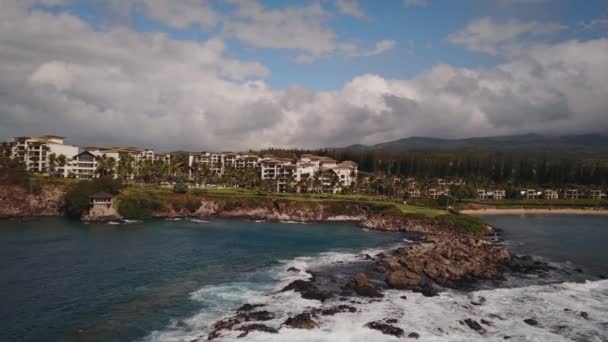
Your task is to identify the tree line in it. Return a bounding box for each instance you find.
[257,147,608,187]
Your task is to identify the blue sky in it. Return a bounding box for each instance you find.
[38,0,608,90]
[2,0,607,150]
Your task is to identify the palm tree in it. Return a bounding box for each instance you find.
[56,154,67,178]
[47,153,57,177]
[95,155,116,177]
[117,154,135,182]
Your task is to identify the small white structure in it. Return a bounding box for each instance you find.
[590,190,606,200]
[544,189,559,200]
[89,191,113,207]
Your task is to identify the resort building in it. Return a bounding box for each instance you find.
[563,189,580,200]
[428,188,449,199]
[525,189,541,199]
[70,151,97,179]
[544,189,559,200]
[477,189,506,200]
[590,190,606,200]
[406,189,421,199]
[10,135,79,176]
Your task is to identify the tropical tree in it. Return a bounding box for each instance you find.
[56,154,67,178]
[117,154,135,182]
[47,153,57,177]
[95,155,116,177]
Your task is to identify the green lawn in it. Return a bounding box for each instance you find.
[461,198,608,208]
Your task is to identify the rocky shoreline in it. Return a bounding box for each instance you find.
[195,216,520,340]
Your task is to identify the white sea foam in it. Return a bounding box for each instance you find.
[143,247,608,342]
[165,218,182,221]
[279,221,308,224]
[124,219,142,224]
[189,219,209,223]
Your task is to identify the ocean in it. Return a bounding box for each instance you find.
[0,215,607,341]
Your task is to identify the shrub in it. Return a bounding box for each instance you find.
[185,198,201,213]
[402,212,427,220]
[117,192,163,219]
[435,214,486,234]
[172,200,184,212]
[173,182,188,194]
[64,178,123,219]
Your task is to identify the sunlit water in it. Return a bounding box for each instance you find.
[1,215,607,341]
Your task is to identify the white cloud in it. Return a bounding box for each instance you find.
[351,40,396,57]
[335,0,367,19]
[447,17,565,55]
[1,0,608,151]
[136,0,218,30]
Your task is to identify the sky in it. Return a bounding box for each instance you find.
[0,0,607,151]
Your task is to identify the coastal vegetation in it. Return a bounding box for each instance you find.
[64,178,123,218]
[259,147,608,187]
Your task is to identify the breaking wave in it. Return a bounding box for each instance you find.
[142,247,608,342]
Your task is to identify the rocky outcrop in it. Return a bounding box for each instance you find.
[0,185,65,218]
[283,313,318,329]
[365,321,405,337]
[380,234,511,290]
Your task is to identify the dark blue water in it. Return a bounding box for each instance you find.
[0,218,403,342]
[483,214,608,276]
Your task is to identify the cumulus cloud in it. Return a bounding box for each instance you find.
[221,0,390,62]
[335,0,367,19]
[1,1,607,151]
[136,0,218,30]
[447,17,565,55]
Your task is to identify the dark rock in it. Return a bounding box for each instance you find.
[564,308,571,312]
[237,304,265,312]
[280,279,331,302]
[580,311,589,320]
[320,305,357,316]
[241,310,275,322]
[463,318,484,332]
[575,268,583,273]
[283,313,318,329]
[400,295,407,300]
[207,318,240,340]
[481,319,493,326]
[354,273,370,288]
[385,318,398,324]
[420,282,438,297]
[386,270,421,289]
[362,254,374,260]
[287,267,300,272]
[524,318,539,327]
[408,332,420,339]
[236,324,278,338]
[352,273,383,298]
[503,336,511,340]
[365,321,404,337]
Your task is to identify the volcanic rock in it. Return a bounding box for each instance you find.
[365,321,405,337]
[283,313,318,329]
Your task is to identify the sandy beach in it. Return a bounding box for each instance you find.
[462,208,608,215]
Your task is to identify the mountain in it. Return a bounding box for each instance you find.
[344,133,608,158]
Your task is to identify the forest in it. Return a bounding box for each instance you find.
[257,147,608,187]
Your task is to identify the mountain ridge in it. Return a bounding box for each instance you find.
[342,133,608,158]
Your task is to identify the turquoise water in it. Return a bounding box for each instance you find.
[482,214,608,276]
[2,215,607,342]
[0,218,403,342]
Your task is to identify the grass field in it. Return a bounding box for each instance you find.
[461,198,608,209]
